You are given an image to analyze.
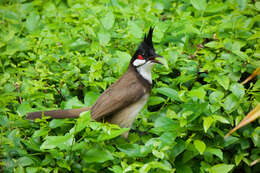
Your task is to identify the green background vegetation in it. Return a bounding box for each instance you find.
[0,0,260,172]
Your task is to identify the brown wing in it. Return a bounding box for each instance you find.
[91,68,147,120]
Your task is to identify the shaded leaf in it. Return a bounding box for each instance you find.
[117,144,142,157]
[17,157,34,167]
[155,87,180,101]
[83,147,114,163]
[148,96,165,106]
[206,147,223,160]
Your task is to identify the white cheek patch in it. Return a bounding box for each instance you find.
[133,59,146,67]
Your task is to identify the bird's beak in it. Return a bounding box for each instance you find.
[150,54,163,64]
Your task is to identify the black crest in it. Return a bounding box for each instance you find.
[143,27,154,47]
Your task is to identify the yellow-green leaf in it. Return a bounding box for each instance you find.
[194,140,206,154]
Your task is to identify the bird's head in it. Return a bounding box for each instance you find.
[131,27,162,68]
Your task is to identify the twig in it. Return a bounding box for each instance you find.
[15,83,22,104]
[250,157,260,166]
[54,85,65,101]
[241,66,260,85]
[190,44,204,58]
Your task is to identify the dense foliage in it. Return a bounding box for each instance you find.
[1,0,260,172]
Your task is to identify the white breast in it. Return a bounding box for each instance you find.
[136,61,154,84]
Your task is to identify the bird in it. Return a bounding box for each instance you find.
[27,27,162,138]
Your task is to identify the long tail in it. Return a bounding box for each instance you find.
[26,107,90,120]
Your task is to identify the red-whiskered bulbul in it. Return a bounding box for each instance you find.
[27,27,162,138]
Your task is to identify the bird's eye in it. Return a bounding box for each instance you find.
[137,55,144,60]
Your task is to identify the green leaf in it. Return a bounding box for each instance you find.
[70,111,91,134]
[236,0,247,10]
[209,91,224,104]
[203,116,214,133]
[253,79,260,90]
[213,115,230,124]
[155,87,180,101]
[118,144,142,157]
[140,161,171,173]
[205,41,222,48]
[26,167,39,173]
[209,164,234,173]
[98,30,111,45]
[153,117,179,132]
[206,147,223,160]
[0,115,9,127]
[40,134,73,150]
[152,150,164,159]
[115,51,132,74]
[148,96,165,106]
[49,119,70,129]
[189,87,206,102]
[191,0,207,11]
[25,12,40,32]
[194,140,206,154]
[68,38,89,51]
[17,157,34,167]
[216,76,230,90]
[84,91,100,107]
[235,153,244,165]
[256,2,260,11]
[160,132,177,146]
[97,127,129,141]
[223,94,239,112]
[32,129,49,138]
[83,147,114,163]
[5,37,32,55]
[57,160,71,171]
[230,83,245,98]
[17,102,32,116]
[224,136,239,147]
[101,11,115,29]
[128,21,142,38]
[176,164,193,173]
[62,97,85,109]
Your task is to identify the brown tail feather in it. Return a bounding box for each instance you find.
[26,107,90,120]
